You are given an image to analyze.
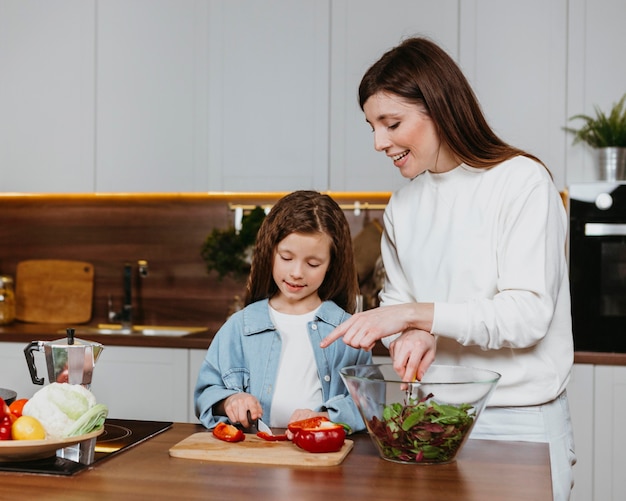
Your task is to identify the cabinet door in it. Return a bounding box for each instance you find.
[567,364,594,501]
[96,0,209,192]
[459,0,568,190]
[566,0,626,183]
[593,365,626,501]
[91,346,189,422]
[0,342,44,400]
[0,0,95,192]
[329,0,459,192]
[207,0,330,192]
[188,349,206,424]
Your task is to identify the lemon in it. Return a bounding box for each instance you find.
[11,415,46,440]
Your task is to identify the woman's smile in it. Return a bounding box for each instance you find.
[364,92,459,177]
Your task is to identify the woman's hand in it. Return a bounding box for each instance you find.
[389,329,436,381]
[221,393,263,428]
[320,303,433,351]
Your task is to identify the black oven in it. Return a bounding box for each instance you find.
[569,182,626,352]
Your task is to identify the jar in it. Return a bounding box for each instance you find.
[0,275,16,325]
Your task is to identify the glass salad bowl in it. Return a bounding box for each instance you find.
[340,364,500,464]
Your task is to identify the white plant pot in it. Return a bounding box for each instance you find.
[597,147,626,181]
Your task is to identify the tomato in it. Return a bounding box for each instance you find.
[0,397,9,419]
[9,398,28,418]
[12,415,46,440]
[212,422,245,443]
[0,415,12,440]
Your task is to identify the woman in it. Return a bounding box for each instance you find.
[321,37,575,500]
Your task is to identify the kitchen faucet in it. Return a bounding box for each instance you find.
[108,260,149,330]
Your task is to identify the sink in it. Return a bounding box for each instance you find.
[59,324,207,337]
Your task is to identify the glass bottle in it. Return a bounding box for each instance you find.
[0,275,16,325]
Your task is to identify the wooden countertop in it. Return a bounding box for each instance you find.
[0,423,552,501]
[0,321,218,350]
[2,322,626,362]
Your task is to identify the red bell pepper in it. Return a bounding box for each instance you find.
[287,417,346,453]
[212,422,245,443]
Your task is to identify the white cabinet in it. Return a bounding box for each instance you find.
[95,0,210,192]
[0,343,206,424]
[566,0,626,183]
[593,365,626,501]
[459,0,568,190]
[567,363,626,501]
[0,342,45,401]
[568,364,594,501]
[328,0,459,193]
[206,0,330,192]
[0,0,96,193]
[188,348,206,424]
[2,1,626,192]
[91,346,189,422]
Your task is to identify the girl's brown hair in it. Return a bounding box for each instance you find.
[245,190,359,313]
[358,37,546,170]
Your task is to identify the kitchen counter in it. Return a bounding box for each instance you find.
[0,423,552,501]
[3,322,626,362]
[0,322,218,350]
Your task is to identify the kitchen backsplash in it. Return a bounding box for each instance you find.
[0,192,389,328]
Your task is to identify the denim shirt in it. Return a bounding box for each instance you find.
[194,299,372,432]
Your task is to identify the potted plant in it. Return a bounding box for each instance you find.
[200,206,266,280]
[565,93,626,180]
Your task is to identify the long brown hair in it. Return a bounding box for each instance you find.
[245,190,359,313]
[358,37,547,170]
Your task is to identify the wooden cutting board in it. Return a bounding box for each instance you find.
[15,259,94,324]
[169,432,354,466]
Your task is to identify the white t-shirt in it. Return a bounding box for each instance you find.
[380,157,573,407]
[269,305,323,427]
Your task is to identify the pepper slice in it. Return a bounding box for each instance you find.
[288,417,346,453]
[256,431,288,441]
[287,416,331,433]
[212,422,245,443]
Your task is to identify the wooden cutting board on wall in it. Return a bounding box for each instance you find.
[169,432,354,466]
[15,259,95,324]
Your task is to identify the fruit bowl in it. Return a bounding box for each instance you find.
[0,428,104,462]
[340,364,500,464]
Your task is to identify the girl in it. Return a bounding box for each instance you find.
[320,37,575,499]
[194,190,371,432]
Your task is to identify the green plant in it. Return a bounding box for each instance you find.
[564,93,626,148]
[200,206,266,280]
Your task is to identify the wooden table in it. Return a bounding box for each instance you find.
[0,423,552,500]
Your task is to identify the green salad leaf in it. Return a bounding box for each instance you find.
[368,392,475,463]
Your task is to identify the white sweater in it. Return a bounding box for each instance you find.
[380,157,573,406]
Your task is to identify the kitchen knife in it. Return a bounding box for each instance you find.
[257,418,272,435]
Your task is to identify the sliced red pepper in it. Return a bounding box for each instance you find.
[256,431,288,441]
[212,422,245,443]
[288,417,346,453]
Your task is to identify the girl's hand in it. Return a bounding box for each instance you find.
[320,303,433,350]
[389,329,436,381]
[222,393,263,428]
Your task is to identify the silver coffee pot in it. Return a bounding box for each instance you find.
[24,328,104,389]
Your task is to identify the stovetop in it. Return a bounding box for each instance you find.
[0,418,172,476]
